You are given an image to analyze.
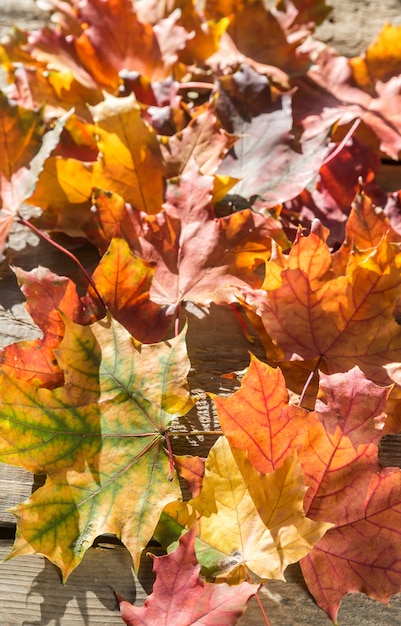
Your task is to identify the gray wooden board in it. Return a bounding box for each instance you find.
[2,0,401,58]
[1,237,401,626]
[0,538,401,625]
[1,1,401,624]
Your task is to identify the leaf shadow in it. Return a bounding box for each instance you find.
[23,542,138,626]
[1,235,100,298]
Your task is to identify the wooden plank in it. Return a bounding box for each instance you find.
[0,0,44,36]
[256,567,401,626]
[380,434,401,468]
[0,538,144,625]
[0,463,41,525]
[1,537,401,625]
[0,2,401,624]
[1,235,401,624]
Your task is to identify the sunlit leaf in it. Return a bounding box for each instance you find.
[159,436,331,583]
[29,96,165,227]
[241,217,401,387]
[0,314,194,579]
[26,0,190,92]
[294,45,401,159]
[92,237,172,342]
[117,527,259,626]
[160,103,235,178]
[216,65,329,207]
[0,265,97,387]
[0,94,67,253]
[211,357,400,622]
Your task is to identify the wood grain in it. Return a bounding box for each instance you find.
[1,538,401,626]
[0,538,143,625]
[1,1,401,624]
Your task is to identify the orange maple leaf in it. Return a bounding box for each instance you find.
[26,0,190,92]
[0,266,98,387]
[240,203,401,388]
[211,357,400,622]
[92,237,172,343]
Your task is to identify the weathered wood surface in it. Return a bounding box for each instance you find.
[315,0,401,57]
[2,0,401,54]
[1,1,401,625]
[1,535,401,626]
[0,0,44,37]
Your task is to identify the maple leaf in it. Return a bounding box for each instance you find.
[25,0,190,92]
[0,94,67,254]
[0,314,194,579]
[215,64,329,208]
[89,96,165,214]
[116,527,259,626]
[0,265,97,388]
[125,168,285,310]
[92,236,173,342]
[293,44,401,159]
[301,371,401,623]
[157,436,331,584]
[135,0,229,65]
[205,0,310,75]
[160,103,235,178]
[87,168,286,316]
[211,356,401,622]
[29,95,165,230]
[300,467,401,623]
[211,358,388,477]
[283,134,385,248]
[240,211,401,388]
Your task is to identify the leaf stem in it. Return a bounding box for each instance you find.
[229,303,254,343]
[321,118,361,167]
[174,303,181,337]
[164,431,175,480]
[298,356,322,407]
[254,590,271,626]
[245,569,271,626]
[17,214,106,314]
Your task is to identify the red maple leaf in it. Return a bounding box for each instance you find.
[89,168,285,315]
[211,357,401,622]
[293,45,401,159]
[116,527,259,626]
[26,0,190,92]
[215,64,329,208]
[0,265,97,387]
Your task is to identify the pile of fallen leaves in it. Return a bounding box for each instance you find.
[1,0,401,624]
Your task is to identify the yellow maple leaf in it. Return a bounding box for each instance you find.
[162,436,332,584]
